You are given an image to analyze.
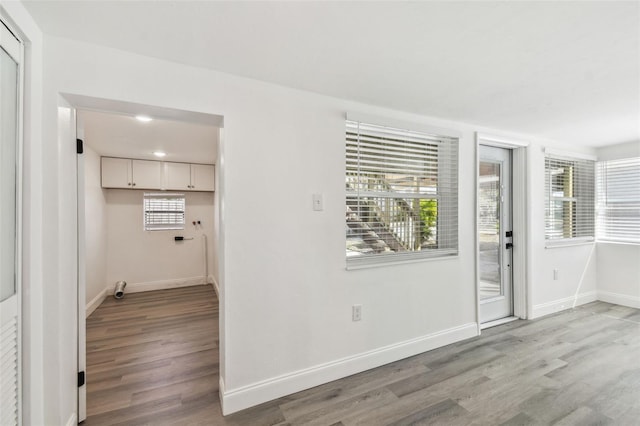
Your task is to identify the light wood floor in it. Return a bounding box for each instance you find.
[85,287,640,425]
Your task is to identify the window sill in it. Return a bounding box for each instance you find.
[346,252,458,270]
[545,238,594,249]
[596,240,640,247]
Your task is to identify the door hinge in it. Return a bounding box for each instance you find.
[78,371,85,387]
[76,138,84,154]
[506,231,513,238]
[506,242,513,249]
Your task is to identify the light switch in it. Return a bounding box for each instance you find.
[312,193,323,211]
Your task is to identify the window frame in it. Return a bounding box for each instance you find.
[345,117,459,268]
[143,192,186,231]
[544,150,595,246]
[596,157,640,244]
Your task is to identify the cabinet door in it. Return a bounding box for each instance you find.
[101,157,132,188]
[164,162,192,190]
[191,164,215,191]
[132,159,162,189]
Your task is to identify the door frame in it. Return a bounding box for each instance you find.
[475,133,530,331]
[0,18,24,426]
[71,94,225,422]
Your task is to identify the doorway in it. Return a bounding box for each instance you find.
[478,145,513,323]
[66,95,224,422]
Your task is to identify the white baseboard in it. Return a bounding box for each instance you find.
[85,287,108,318]
[65,412,77,426]
[105,276,208,296]
[209,274,220,296]
[220,322,478,415]
[597,291,640,309]
[219,376,226,414]
[531,291,598,319]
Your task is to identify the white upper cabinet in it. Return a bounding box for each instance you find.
[101,157,132,188]
[102,157,162,189]
[102,157,214,191]
[132,160,162,189]
[164,162,214,191]
[164,162,192,190]
[191,164,215,191]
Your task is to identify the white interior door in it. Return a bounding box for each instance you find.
[0,21,21,426]
[479,145,513,323]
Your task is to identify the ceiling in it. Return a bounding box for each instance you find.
[78,109,218,164]
[24,1,640,147]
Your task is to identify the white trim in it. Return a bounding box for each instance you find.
[346,254,458,270]
[475,134,530,324]
[209,274,219,296]
[85,288,107,318]
[544,147,597,162]
[597,291,640,309]
[596,240,640,247]
[345,112,461,139]
[545,239,595,249]
[474,141,481,331]
[220,322,478,415]
[64,412,77,426]
[531,291,597,319]
[480,316,519,330]
[476,133,529,148]
[0,20,21,61]
[219,376,226,414]
[105,276,208,295]
[511,147,528,319]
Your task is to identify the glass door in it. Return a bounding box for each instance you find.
[0,20,21,426]
[479,145,513,323]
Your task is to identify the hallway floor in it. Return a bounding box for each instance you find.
[85,288,640,425]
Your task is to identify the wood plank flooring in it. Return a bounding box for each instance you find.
[85,288,640,425]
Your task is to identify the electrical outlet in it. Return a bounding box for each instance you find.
[352,304,362,322]
[553,269,559,280]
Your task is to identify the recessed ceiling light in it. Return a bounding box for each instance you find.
[153,151,167,158]
[135,115,153,122]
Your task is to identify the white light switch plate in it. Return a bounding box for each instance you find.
[312,193,323,211]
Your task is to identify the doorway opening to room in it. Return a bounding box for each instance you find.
[476,134,529,329]
[69,96,224,423]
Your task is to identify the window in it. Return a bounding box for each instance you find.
[596,157,640,243]
[544,154,595,242]
[346,119,458,266]
[143,193,185,231]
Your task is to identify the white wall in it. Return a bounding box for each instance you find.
[105,189,214,289]
[31,33,601,418]
[596,141,640,308]
[84,145,107,306]
[529,145,598,318]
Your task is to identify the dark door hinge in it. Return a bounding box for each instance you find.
[506,242,513,249]
[78,371,85,387]
[505,231,513,238]
[76,138,84,154]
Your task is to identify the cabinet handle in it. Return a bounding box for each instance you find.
[132,183,136,186]
[128,182,132,186]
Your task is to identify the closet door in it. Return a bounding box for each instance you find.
[0,20,22,426]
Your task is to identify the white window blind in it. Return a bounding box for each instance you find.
[346,120,458,266]
[596,157,640,243]
[143,193,185,231]
[545,155,595,242]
